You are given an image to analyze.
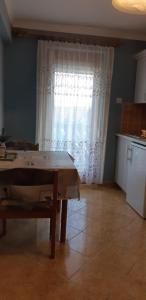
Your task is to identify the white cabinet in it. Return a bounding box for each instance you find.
[135,50,146,103]
[126,143,146,218]
[115,136,131,192]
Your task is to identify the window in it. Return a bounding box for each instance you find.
[53,71,94,143]
[37,41,114,183]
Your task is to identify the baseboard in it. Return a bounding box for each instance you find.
[80,182,120,189]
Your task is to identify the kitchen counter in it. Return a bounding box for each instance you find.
[116,134,146,146]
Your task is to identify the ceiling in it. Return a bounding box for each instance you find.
[4,0,146,40]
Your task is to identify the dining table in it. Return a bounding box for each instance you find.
[0,150,80,242]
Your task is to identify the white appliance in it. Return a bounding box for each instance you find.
[126,142,146,218]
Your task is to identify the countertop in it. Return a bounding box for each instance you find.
[116,134,146,146]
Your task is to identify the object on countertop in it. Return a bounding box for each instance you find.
[141,129,146,138]
[0,128,11,158]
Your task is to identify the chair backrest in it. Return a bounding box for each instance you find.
[0,168,58,204]
[6,141,39,151]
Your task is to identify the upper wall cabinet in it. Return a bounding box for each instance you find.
[135,50,146,104]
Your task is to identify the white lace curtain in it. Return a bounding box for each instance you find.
[36,41,114,184]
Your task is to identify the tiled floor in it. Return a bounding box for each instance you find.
[0,185,146,299]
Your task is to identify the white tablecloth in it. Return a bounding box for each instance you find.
[0,151,80,200]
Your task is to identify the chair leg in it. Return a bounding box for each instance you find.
[60,200,68,243]
[50,202,60,240]
[57,200,61,213]
[50,218,52,240]
[50,213,57,259]
[1,219,6,237]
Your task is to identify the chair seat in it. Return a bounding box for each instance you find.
[0,168,59,258]
[0,197,53,211]
[0,198,53,219]
[0,207,52,219]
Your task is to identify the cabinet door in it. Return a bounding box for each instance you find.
[135,55,146,103]
[115,137,131,192]
[126,145,146,217]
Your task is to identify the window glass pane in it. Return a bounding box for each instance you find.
[54,72,93,108]
[53,72,94,142]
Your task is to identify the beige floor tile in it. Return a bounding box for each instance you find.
[28,243,87,280]
[68,231,110,257]
[67,212,89,231]
[71,266,135,300]
[128,256,146,283]
[83,224,115,241]
[68,198,86,211]
[0,253,67,300]
[66,225,82,240]
[57,283,110,300]
[70,244,138,286]
[0,186,146,299]
[81,214,134,239]
[78,200,138,220]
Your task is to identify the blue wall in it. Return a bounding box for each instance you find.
[0,0,11,41]
[0,0,11,134]
[103,40,146,182]
[0,40,3,132]
[4,36,146,181]
[4,37,37,142]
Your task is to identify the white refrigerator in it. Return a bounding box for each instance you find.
[126,142,146,218]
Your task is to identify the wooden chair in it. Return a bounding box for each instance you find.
[0,168,58,258]
[6,141,39,151]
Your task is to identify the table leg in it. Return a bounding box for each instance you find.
[60,200,68,243]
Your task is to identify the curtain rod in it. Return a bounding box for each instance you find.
[12,27,120,47]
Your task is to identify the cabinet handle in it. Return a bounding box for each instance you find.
[127,147,133,161]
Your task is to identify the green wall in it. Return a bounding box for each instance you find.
[4,36,146,181]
